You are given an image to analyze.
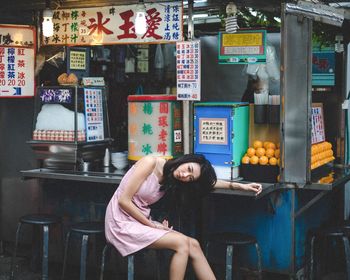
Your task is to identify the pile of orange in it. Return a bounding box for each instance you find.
[241,140,280,166]
[311,141,335,170]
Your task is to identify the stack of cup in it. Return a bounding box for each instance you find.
[111,151,128,170]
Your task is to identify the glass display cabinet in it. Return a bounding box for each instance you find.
[28,85,112,170]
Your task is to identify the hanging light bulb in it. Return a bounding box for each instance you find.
[135,2,147,36]
[42,8,54,37]
[225,2,239,33]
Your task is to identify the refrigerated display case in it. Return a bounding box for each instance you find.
[28,85,112,169]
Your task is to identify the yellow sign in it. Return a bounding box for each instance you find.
[222,33,263,47]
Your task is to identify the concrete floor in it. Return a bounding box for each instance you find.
[0,242,347,280]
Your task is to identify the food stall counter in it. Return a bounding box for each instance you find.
[212,181,276,198]
[21,168,275,197]
[304,164,350,191]
[21,168,125,184]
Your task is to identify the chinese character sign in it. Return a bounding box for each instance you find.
[176,40,201,101]
[0,25,35,98]
[218,30,267,64]
[128,100,174,160]
[199,118,227,145]
[0,25,35,47]
[0,47,35,97]
[70,50,86,70]
[43,2,183,46]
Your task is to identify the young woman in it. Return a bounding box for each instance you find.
[105,154,262,280]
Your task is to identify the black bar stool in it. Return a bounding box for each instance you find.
[61,221,104,280]
[99,243,161,280]
[205,232,262,280]
[10,213,62,280]
[306,227,350,280]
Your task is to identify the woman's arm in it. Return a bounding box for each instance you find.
[118,156,158,228]
[214,179,262,195]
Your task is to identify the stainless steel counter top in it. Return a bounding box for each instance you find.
[21,164,350,197]
[212,181,276,199]
[303,164,350,190]
[21,168,276,198]
[21,167,126,184]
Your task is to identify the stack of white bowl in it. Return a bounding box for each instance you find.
[111,151,128,169]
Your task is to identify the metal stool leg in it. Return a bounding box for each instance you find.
[42,225,49,280]
[342,236,350,280]
[155,251,161,280]
[99,244,110,280]
[254,242,263,280]
[80,234,89,280]
[61,231,71,280]
[205,241,210,258]
[10,222,23,280]
[225,245,233,280]
[309,236,315,280]
[127,254,134,280]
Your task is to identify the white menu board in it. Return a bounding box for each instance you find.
[176,40,201,101]
[311,103,325,144]
[0,25,35,98]
[84,88,104,142]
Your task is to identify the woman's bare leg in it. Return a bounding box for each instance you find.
[187,237,216,280]
[148,231,190,280]
[148,232,216,280]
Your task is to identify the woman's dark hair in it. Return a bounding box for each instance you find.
[160,153,217,196]
[151,154,217,226]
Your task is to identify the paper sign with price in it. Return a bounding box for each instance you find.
[0,25,35,98]
[174,130,182,143]
[176,40,201,101]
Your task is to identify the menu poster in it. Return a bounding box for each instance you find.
[0,25,36,98]
[218,30,266,64]
[311,103,326,144]
[70,50,86,70]
[176,40,201,101]
[67,47,90,80]
[43,2,183,46]
[199,118,227,145]
[84,88,104,142]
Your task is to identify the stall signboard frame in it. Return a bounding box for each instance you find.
[0,24,36,98]
[218,30,266,64]
[43,2,183,46]
[311,103,326,144]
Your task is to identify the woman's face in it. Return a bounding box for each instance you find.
[173,162,201,183]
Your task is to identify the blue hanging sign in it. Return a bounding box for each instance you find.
[312,50,335,86]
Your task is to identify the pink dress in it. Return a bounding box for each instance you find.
[105,165,170,257]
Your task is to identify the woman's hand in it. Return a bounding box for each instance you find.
[238,182,262,195]
[152,219,173,230]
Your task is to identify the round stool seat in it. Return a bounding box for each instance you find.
[310,227,344,237]
[342,220,350,230]
[209,232,257,246]
[20,214,61,225]
[70,222,104,234]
